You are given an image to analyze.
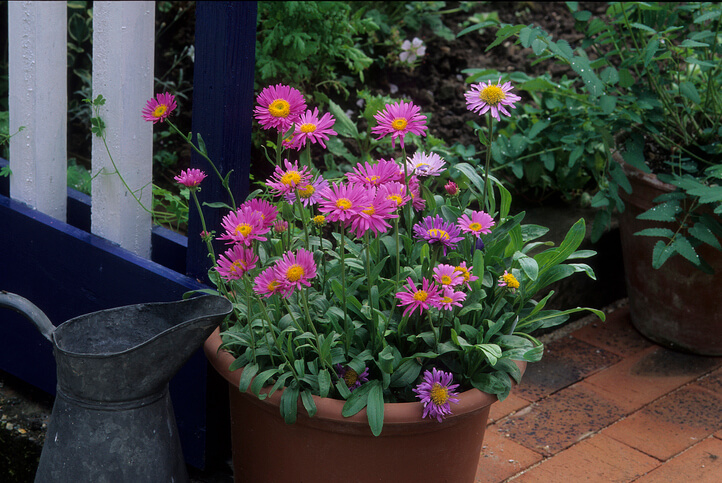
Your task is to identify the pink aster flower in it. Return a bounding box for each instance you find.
[435,287,467,311]
[413,215,464,256]
[406,152,446,177]
[266,159,312,197]
[335,364,370,392]
[253,266,285,298]
[173,168,207,188]
[433,264,464,289]
[142,92,177,124]
[348,189,399,238]
[377,181,411,209]
[407,175,426,211]
[217,207,270,246]
[274,248,317,296]
[284,175,331,207]
[253,83,307,132]
[371,100,428,149]
[454,262,479,289]
[240,198,278,229]
[346,158,403,187]
[273,220,288,233]
[317,182,373,224]
[413,368,460,422]
[285,107,337,150]
[216,245,258,282]
[457,210,495,238]
[464,77,522,122]
[395,277,442,318]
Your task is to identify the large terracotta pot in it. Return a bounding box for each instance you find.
[204,327,526,482]
[618,157,722,355]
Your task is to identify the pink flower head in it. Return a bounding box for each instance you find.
[254,266,285,298]
[142,92,177,124]
[454,262,479,289]
[253,84,307,132]
[346,158,403,187]
[266,159,312,197]
[464,77,522,122]
[273,219,288,233]
[435,287,467,311]
[173,168,207,188]
[371,100,428,149]
[348,189,399,238]
[317,182,373,224]
[445,180,459,196]
[413,215,464,256]
[457,211,495,238]
[413,368,460,422]
[407,175,426,211]
[273,248,317,296]
[284,175,331,207]
[240,198,278,229]
[406,152,446,177]
[395,277,442,318]
[433,264,464,288]
[284,107,337,150]
[217,207,270,246]
[216,245,258,282]
[377,181,411,209]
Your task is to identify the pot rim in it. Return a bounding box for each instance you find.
[204,326,526,425]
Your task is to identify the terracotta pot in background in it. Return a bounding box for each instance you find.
[618,157,722,356]
[204,327,526,483]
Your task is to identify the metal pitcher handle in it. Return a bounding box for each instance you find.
[0,291,55,342]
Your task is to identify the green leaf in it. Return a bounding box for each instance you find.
[389,359,422,388]
[643,38,659,67]
[328,100,359,138]
[680,82,701,104]
[237,363,258,393]
[689,223,722,250]
[196,133,208,156]
[342,382,373,417]
[300,389,317,418]
[652,240,676,268]
[634,228,675,238]
[516,253,539,281]
[672,236,700,266]
[317,369,331,398]
[279,383,299,424]
[680,39,709,48]
[637,201,681,222]
[366,382,385,437]
[250,369,280,397]
[476,343,502,365]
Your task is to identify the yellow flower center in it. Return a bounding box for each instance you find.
[428,228,450,241]
[441,275,452,285]
[480,85,506,106]
[388,194,403,206]
[267,280,280,292]
[468,222,482,232]
[286,264,305,282]
[502,272,520,289]
[430,383,450,405]
[313,215,326,226]
[365,175,380,184]
[235,223,252,236]
[391,118,408,131]
[230,260,245,274]
[343,369,359,387]
[363,206,375,215]
[298,184,315,198]
[455,266,470,282]
[280,170,302,186]
[336,198,352,210]
[268,99,290,118]
[441,296,453,304]
[413,291,428,302]
[153,105,168,118]
[300,123,317,133]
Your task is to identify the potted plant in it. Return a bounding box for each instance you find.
[141,75,603,481]
[487,2,722,355]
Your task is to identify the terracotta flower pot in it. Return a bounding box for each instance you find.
[618,157,722,355]
[204,327,526,482]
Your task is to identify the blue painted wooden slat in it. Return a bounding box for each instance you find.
[187,1,258,282]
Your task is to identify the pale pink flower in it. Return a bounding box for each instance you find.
[457,211,495,238]
[464,77,522,122]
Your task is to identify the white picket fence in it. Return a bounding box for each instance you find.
[8,1,155,257]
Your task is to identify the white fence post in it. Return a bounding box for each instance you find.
[8,1,67,222]
[91,1,154,258]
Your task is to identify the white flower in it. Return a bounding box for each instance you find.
[406,151,446,177]
[399,37,426,64]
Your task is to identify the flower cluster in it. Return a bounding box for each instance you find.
[145,77,602,434]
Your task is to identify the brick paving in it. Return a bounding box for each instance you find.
[477,299,722,482]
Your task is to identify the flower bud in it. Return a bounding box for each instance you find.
[445,181,459,196]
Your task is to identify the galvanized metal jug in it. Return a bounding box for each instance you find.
[0,292,233,483]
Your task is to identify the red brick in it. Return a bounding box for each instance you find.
[603,386,722,461]
[489,393,532,424]
[496,382,626,456]
[476,427,543,483]
[635,437,722,483]
[572,304,653,357]
[509,433,659,483]
[514,336,621,402]
[584,345,722,412]
[691,366,722,396]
